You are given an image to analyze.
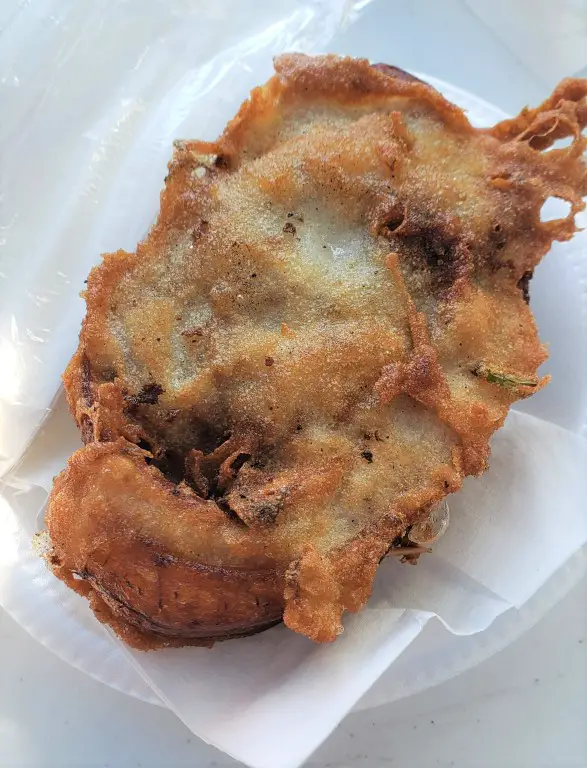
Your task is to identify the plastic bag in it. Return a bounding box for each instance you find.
[0,0,368,477]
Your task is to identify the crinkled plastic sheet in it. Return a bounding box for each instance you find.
[0,0,370,478]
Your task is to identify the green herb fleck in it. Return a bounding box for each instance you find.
[472,362,538,389]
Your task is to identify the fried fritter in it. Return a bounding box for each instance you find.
[46,55,587,648]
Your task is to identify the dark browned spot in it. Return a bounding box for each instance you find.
[101,367,117,382]
[154,553,174,567]
[254,502,282,526]
[283,222,296,235]
[192,220,209,242]
[489,222,507,253]
[198,424,232,456]
[152,449,186,484]
[371,63,427,85]
[398,226,467,291]
[228,452,252,474]
[386,209,406,232]
[126,383,164,408]
[215,497,246,524]
[137,439,188,485]
[361,449,374,463]
[265,356,274,367]
[81,354,93,407]
[517,270,533,304]
[80,413,94,444]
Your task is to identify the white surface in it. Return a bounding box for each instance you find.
[1,575,585,768]
[3,0,587,766]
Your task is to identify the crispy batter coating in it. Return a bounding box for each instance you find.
[46,55,587,648]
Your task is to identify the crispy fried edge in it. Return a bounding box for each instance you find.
[52,56,587,646]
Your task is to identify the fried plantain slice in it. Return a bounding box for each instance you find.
[47,55,587,648]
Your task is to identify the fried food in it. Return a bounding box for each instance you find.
[46,55,587,649]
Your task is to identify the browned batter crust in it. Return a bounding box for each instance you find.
[46,55,587,649]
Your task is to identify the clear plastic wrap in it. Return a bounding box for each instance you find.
[0,0,368,477]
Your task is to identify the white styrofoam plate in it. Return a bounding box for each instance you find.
[0,74,586,712]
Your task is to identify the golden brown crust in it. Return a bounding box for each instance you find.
[47,55,587,648]
[48,440,284,647]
